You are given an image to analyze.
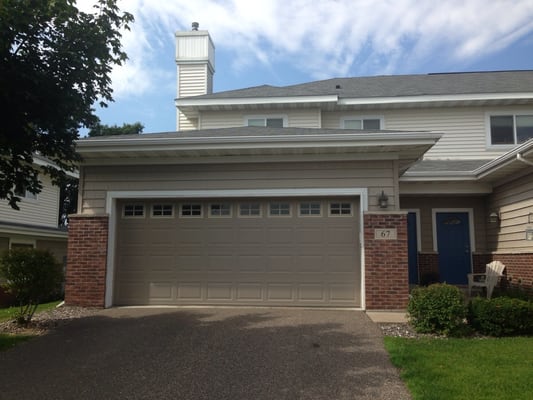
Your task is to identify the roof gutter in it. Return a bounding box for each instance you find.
[517,153,533,167]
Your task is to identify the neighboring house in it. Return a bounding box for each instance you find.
[65,26,533,310]
[0,155,74,304]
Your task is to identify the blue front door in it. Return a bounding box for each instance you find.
[436,212,472,284]
[407,212,419,284]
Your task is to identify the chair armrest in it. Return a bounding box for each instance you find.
[468,273,487,283]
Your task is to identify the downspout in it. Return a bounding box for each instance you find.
[517,153,533,167]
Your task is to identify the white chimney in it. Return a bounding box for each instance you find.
[175,22,215,130]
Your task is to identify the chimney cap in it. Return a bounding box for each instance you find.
[192,22,199,31]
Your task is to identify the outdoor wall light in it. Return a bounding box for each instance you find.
[378,190,389,209]
[526,228,533,241]
[489,212,500,224]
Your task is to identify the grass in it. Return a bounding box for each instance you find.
[0,300,62,352]
[0,300,62,322]
[384,336,533,400]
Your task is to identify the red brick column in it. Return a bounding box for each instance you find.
[364,212,409,310]
[65,215,109,307]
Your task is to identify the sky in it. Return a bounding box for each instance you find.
[77,0,533,134]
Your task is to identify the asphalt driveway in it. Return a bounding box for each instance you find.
[0,308,410,400]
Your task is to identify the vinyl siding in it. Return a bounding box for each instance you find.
[322,105,533,160]
[80,160,396,215]
[177,64,210,130]
[199,109,320,129]
[486,169,533,253]
[400,196,487,252]
[0,174,60,228]
[37,239,68,264]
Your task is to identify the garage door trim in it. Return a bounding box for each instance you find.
[104,188,369,308]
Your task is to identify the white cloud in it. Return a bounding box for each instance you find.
[77,0,533,98]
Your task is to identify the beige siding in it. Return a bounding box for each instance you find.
[400,196,487,252]
[80,160,396,214]
[0,174,59,228]
[177,64,209,130]
[322,106,533,160]
[199,109,321,129]
[487,169,533,253]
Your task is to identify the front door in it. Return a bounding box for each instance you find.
[436,212,472,284]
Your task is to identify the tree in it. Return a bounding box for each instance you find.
[0,248,63,324]
[88,120,144,137]
[0,0,134,210]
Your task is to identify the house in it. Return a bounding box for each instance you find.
[65,26,533,310]
[0,155,73,304]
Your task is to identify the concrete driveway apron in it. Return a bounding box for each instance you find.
[0,308,410,400]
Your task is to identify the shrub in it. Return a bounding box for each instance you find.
[0,248,63,324]
[468,297,533,337]
[407,283,467,335]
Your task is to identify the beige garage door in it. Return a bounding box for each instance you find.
[114,198,360,307]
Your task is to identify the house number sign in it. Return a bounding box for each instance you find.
[374,228,397,240]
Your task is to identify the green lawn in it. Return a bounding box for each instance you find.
[0,300,62,322]
[384,336,533,400]
[0,300,62,351]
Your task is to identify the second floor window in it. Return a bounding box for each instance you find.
[489,114,533,145]
[342,117,382,130]
[15,188,37,201]
[246,116,285,128]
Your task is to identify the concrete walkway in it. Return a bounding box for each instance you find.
[0,308,410,400]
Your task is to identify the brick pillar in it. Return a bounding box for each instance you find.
[65,215,109,307]
[364,212,409,310]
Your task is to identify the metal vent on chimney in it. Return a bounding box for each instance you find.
[192,22,199,31]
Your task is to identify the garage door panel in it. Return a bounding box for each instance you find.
[236,283,263,301]
[207,283,233,300]
[177,282,203,300]
[115,198,361,307]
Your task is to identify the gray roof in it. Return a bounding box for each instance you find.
[78,126,432,141]
[407,159,492,173]
[189,70,533,100]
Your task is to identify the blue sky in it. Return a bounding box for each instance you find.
[78,0,533,134]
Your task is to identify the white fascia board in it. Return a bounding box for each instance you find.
[175,95,339,107]
[33,154,80,178]
[339,92,533,106]
[76,132,442,152]
[401,175,476,182]
[0,223,68,239]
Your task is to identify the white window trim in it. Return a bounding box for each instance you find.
[298,202,322,217]
[122,204,145,218]
[15,188,38,203]
[268,202,292,217]
[208,203,232,218]
[340,115,385,130]
[9,239,36,249]
[151,204,174,218]
[180,203,203,218]
[328,201,354,217]
[238,203,262,218]
[244,114,288,127]
[485,110,533,148]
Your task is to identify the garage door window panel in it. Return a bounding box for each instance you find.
[123,204,145,218]
[269,202,291,217]
[239,203,262,217]
[152,204,174,218]
[329,202,352,216]
[299,202,322,216]
[180,204,203,217]
[209,203,232,217]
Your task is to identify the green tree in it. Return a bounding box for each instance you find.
[0,0,134,210]
[88,121,144,137]
[0,248,63,324]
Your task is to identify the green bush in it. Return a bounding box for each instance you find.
[0,248,63,324]
[407,283,467,335]
[468,297,533,337]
